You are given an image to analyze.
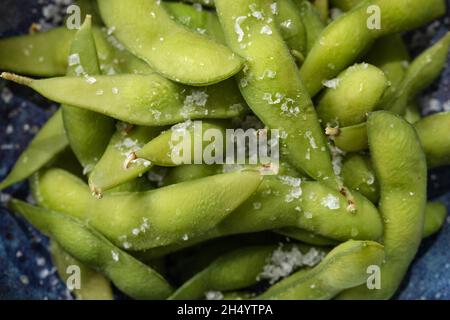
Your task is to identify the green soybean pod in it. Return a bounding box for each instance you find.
[274,0,308,59]
[0,110,68,191]
[50,241,114,300]
[341,153,379,203]
[62,16,115,173]
[169,245,276,300]
[34,168,262,251]
[88,126,161,195]
[388,32,450,115]
[423,202,447,238]
[312,0,329,21]
[97,0,243,85]
[216,0,340,191]
[404,102,422,124]
[300,0,446,97]
[317,63,388,127]
[415,111,450,168]
[75,0,103,25]
[11,200,173,300]
[335,111,450,165]
[257,240,385,300]
[295,0,326,54]
[169,244,325,300]
[91,27,154,75]
[0,28,74,76]
[0,73,247,126]
[163,1,226,44]
[365,34,410,108]
[331,122,368,152]
[338,111,427,300]
[134,121,226,167]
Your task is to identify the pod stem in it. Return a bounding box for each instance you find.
[1,72,33,86]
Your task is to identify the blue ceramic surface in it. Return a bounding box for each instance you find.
[0,0,449,300]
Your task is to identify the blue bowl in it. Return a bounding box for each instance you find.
[0,0,449,300]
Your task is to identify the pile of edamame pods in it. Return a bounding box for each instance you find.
[0,0,450,300]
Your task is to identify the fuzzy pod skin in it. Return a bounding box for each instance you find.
[0,110,68,191]
[387,32,450,115]
[317,63,388,127]
[338,111,427,300]
[216,0,340,190]
[0,73,248,126]
[88,126,161,195]
[415,111,450,168]
[300,0,446,97]
[97,0,244,85]
[257,240,385,299]
[62,16,116,172]
[10,200,174,300]
[50,241,114,300]
[33,168,262,251]
[169,244,326,300]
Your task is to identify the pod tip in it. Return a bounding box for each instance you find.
[1,72,33,86]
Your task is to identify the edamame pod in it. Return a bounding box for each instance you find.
[415,111,450,168]
[50,241,114,300]
[89,126,161,195]
[341,153,379,203]
[317,63,388,127]
[138,174,383,259]
[388,32,450,115]
[97,0,244,85]
[333,112,450,166]
[295,0,326,53]
[365,34,410,108]
[34,168,263,250]
[300,0,446,96]
[0,73,247,126]
[0,26,151,77]
[330,122,368,152]
[135,121,226,167]
[163,2,226,44]
[257,240,385,299]
[169,244,325,300]
[11,200,174,300]
[0,28,73,76]
[62,16,115,172]
[216,0,340,190]
[338,111,427,299]
[423,202,447,238]
[274,0,308,58]
[0,110,67,191]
